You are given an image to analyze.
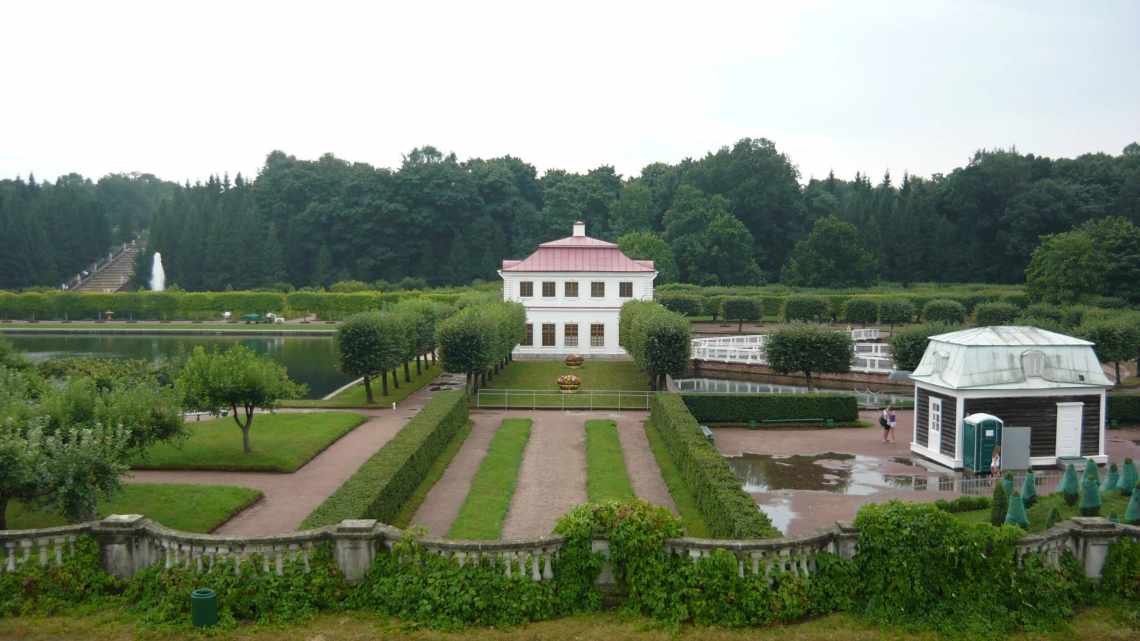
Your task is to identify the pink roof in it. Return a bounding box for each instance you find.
[502,234,655,273]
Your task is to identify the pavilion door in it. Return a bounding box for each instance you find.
[928,397,942,451]
[1056,402,1083,458]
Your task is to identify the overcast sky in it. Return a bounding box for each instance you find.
[2,0,1138,185]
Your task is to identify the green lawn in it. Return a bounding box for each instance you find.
[480,360,650,409]
[134,412,367,472]
[448,418,532,540]
[392,419,474,529]
[585,420,635,502]
[281,362,441,408]
[5,483,261,533]
[952,489,1133,532]
[643,418,711,537]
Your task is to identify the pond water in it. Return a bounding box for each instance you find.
[5,333,351,399]
[724,452,926,495]
[672,377,913,408]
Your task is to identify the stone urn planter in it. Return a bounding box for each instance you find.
[564,353,584,368]
[557,374,582,393]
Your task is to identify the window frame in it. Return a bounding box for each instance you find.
[564,323,578,347]
[619,281,633,298]
[541,323,556,347]
[522,323,533,346]
[542,281,556,297]
[519,281,533,298]
[564,281,578,297]
[590,281,605,298]
[590,323,605,347]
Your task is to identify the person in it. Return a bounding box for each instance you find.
[887,406,897,443]
[879,407,890,443]
[990,445,1001,476]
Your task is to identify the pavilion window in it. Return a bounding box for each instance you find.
[590,323,604,347]
[522,323,533,346]
[591,281,605,297]
[542,281,556,297]
[519,281,533,297]
[619,281,633,298]
[565,323,578,347]
[564,281,578,297]
[542,323,556,347]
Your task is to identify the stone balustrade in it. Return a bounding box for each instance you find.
[2,515,1137,584]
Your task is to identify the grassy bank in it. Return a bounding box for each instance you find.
[5,483,262,533]
[135,412,367,472]
[643,418,711,537]
[448,418,532,540]
[281,362,441,408]
[585,420,635,501]
[487,360,649,391]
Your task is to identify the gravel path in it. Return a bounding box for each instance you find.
[408,411,501,536]
[614,414,676,512]
[126,378,450,535]
[500,411,588,539]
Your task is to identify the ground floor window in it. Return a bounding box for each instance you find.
[564,323,578,347]
[522,323,533,346]
[590,323,604,347]
[542,323,556,347]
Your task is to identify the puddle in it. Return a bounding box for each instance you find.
[754,496,795,535]
[725,452,933,495]
[891,457,916,466]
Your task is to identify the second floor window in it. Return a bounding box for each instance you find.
[619,282,633,298]
[519,281,533,297]
[591,281,605,297]
[542,281,556,297]
[564,281,578,297]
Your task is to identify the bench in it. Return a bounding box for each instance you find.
[699,424,715,444]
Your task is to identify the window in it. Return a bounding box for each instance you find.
[542,323,556,347]
[542,281,556,297]
[564,323,578,347]
[619,281,633,298]
[522,323,533,346]
[590,323,604,347]
[1022,350,1045,378]
[591,281,605,297]
[519,281,533,297]
[564,281,578,297]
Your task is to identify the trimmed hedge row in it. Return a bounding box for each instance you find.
[681,393,858,424]
[649,394,779,538]
[1109,395,1140,425]
[301,390,469,528]
[0,290,462,321]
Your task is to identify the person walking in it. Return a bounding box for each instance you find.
[879,407,890,443]
[887,406,897,443]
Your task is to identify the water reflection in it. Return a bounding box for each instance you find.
[725,452,925,496]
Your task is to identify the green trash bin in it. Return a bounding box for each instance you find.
[191,588,218,627]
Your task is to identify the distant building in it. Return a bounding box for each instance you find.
[908,326,1112,469]
[499,222,656,357]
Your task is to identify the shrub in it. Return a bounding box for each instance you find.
[329,280,371,292]
[619,301,691,390]
[933,495,992,513]
[922,299,966,324]
[1004,492,1029,528]
[1124,484,1140,524]
[657,293,704,317]
[1101,464,1120,493]
[721,297,761,331]
[991,481,1008,526]
[1079,476,1101,516]
[1109,395,1140,426]
[1021,471,1037,507]
[1081,457,1100,487]
[1025,302,1064,323]
[783,295,830,323]
[649,394,778,538]
[765,324,852,388]
[681,393,858,424]
[301,390,468,527]
[1060,304,1089,328]
[0,536,123,617]
[1118,458,1137,496]
[703,295,727,321]
[888,322,955,370]
[878,298,915,331]
[974,302,1019,325]
[1059,463,1080,506]
[759,296,784,318]
[842,298,878,326]
[1045,507,1062,529]
[1101,537,1140,600]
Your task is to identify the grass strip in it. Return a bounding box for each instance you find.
[391,419,474,529]
[281,362,441,408]
[133,412,367,473]
[448,418,532,540]
[5,483,262,533]
[585,419,635,502]
[485,360,650,392]
[644,418,711,537]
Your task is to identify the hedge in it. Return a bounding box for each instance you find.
[842,298,878,325]
[783,295,830,322]
[649,394,778,538]
[619,301,691,389]
[922,299,966,324]
[656,293,705,317]
[681,393,858,424]
[973,302,1019,326]
[1109,395,1140,425]
[301,390,468,528]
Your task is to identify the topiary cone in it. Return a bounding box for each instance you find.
[1079,476,1101,517]
[1118,459,1138,496]
[1045,507,1061,529]
[1125,482,1140,525]
[1059,463,1080,507]
[990,481,1009,526]
[1101,463,1119,494]
[1020,471,1037,508]
[1005,491,1029,529]
[1081,457,1100,488]
[1002,472,1015,496]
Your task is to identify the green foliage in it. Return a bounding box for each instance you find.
[436,301,525,382]
[1124,484,1140,524]
[1046,507,1061,529]
[1060,463,1080,506]
[933,495,992,513]
[1027,217,1140,305]
[721,296,761,330]
[923,299,966,324]
[878,298,915,328]
[781,216,877,287]
[1079,318,1140,385]
[1102,464,1120,493]
[448,418,532,540]
[765,324,853,387]
[1021,471,1037,507]
[1024,302,1065,323]
[783,295,830,322]
[0,536,124,617]
[618,231,678,284]
[301,390,468,528]
[1100,537,1140,604]
[991,481,1008,526]
[1119,458,1138,496]
[584,420,635,502]
[655,293,703,317]
[1081,457,1101,487]
[681,393,858,424]
[1079,476,1102,516]
[842,298,878,325]
[648,394,778,538]
[1004,491,1029,528]
[974,301,1019,325]
[888,322,955,370]
[618,301,691,388]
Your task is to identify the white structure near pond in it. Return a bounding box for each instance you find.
[500,222,656,357]
[909,326,1113,470]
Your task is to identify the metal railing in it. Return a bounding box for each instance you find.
[691,331,895,374]
[475,389,652,411]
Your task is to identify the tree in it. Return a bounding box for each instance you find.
[1080,217,1140,304]
[843,299,879,326]
[1004,492,1029,529]
[990,481,1008,526]
[973,302,1019,326]
[1059,463,1079,507]
[1079,319,1138,386]
[781,216,877,287]
[1020,471,1037,507]
[618,231,678,284]
[722,297,760,332]
[1025,230,1105,304]
[437,302,524,392]
[335,312,389,403]
[889,323,955,371]
[765,324,853,388]
[922,299,966,324]
[878,299,914,334]
[618,301,690,390]
[176,345,305,454]
[1079,476,1101,516]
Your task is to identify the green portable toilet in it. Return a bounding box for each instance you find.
[962,413,1003,474]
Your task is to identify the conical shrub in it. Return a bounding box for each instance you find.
[1059,463,1080,507]
[991,480,1009,526]
[1125,482,1140,525]
[1002,472,1015,496]
[1020,471,1037,508]
[1004,491,1029,529]
[1081,458,1100,488]
[1101,463,1119,493]
[1045,507,1061,529]
[1119,458,1138,496]
[1079,476,1101,517]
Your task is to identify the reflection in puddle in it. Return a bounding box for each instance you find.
[725,452,929,495]
[755,496,795,535]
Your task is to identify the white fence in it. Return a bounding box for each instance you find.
[475,389,652,411]
[691,328,893,374]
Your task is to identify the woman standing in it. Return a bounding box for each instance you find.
[887,406,897,443]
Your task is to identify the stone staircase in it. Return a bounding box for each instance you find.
[75,242,144,292]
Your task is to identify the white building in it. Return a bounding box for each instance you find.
[500,222,656,357]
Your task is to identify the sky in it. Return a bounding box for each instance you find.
[2,0,1138,185]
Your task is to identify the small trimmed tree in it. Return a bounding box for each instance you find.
[176,345,306,454]
[1020,471,1037,507]
[1059,463,1079,506]
[765,324,852,389]
[1118,458,1137,495]
[657,294,704,317]
[879,298,915,334]
[1079,319,1139,386]
[843,298,878,326]
[1102,463,1120,493]
[990,481,1008,526]
[783,295,830,323]
[335,312,387,404]
[1080,457,1100,488]
[703,295,727,321]
[888,323,956,371]
[1002,472,1015,497]
[974,302,1019,326]
[1079,476,1101,516]
[1124,483,1140,524]
[923,299,966,324]
[619,300,691,390]
[1004,491,1029,529]
[722,297,760,332]
[1045,507,1061,529]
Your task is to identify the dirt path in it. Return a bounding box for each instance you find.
[127,378,451,535]
[614,414,676,512]
[408,411,502,536]
[500,411,588,539]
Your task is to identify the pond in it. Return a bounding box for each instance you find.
[672,377,913,408]
[4,333,351,399]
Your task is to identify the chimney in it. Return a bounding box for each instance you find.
[572,221,586,237]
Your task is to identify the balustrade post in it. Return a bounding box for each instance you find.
[591,539,614,586]
[833,521,859,560]
[1069,517,1121,579]
[92,514,153,578]
[333,519,382,582]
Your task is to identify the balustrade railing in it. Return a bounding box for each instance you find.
[475,389,651,411]
[692,329,893,373]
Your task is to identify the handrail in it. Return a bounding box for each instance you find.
[475,388,652,411]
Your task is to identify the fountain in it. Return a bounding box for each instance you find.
[150,252,166,292]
